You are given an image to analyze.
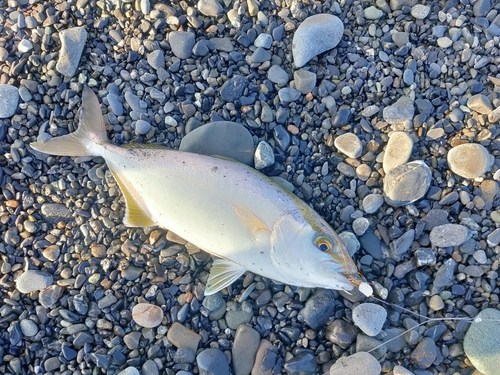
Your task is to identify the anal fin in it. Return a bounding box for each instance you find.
[205,258,247,295]
[108,163,155,227]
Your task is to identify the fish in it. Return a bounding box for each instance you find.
[31,86,372,297]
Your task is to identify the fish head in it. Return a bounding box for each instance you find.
[270,209,364,292]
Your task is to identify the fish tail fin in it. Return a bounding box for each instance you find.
[30,86,109,156]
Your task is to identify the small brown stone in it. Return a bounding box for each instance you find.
[287,124,299,135]
[5,200,19,208]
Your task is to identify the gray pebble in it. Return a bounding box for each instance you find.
[487,229,500,247]
[352,217,369,236]
[117,367,140,375]
[326,319,358,349]
[292,14,344,68]
[169,31,195,59]
[254,33,273,49]
[447,143,493,179]
[39,285,63,308]
[147,50,165,70]
[334,133,362,159]
[467,94,493,114]
[249,47,271,63]
[364,6,384,20]
[180,121,254,165]
[278,87,301,103]
[362,194,384,214]
[329,352,381,375]
[197,348,230,375]
[135,119,151,135]
[299,290,336,329]
[20,319,39,337]
[220,75,248,102]
[431,259,456,295]
[267,65,289,87]
[283,352,316,375]
[56,27,87,77]
[383,96,415,124]
[197,0,223,17]
[210,37,234,52]
[384,161,432,207]
[0,84,19,118]
[107,93,123,116]
[16,270,53,293]
[232,325,260,375]
[429,224,471,247]
[254,141,275,170]
[352,303,387,336]
[464,308,500,375]
[410,337,438,368]
[359,232,383,260]
[225,301,253,329]
[437,37,453,48]
[411,4,430,19]
[293,69,316,94]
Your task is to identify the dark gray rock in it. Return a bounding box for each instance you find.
[410,337,438,368]
[196,348,230,375]
[220,75,248,102]
[298,289,336,329]
[180,121,254,165]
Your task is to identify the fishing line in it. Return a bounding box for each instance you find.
[316,289,500,375]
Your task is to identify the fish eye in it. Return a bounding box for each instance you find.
[315,236,333,252]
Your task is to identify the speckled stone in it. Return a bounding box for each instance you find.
[329,352,381,375]
[352,303,387,336]
[0,84,20,118]
[16,270,53,293]
[334,133,362,159]
[56,27,88,77]
[383,131,413,173]
[384,161,432,207]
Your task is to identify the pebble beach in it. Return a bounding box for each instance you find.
[1,0,500,374]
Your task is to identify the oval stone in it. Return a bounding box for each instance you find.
[132,303,164,328]
[447,143,493,179]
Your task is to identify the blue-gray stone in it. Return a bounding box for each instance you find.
[169,31,195,59]
[0,84,19,118]
[56,27,87,77]
[196,348,230,375]
[220,75,248,102]
[359,232,383,260]
[298,289,336,329]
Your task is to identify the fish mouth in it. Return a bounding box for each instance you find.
[319,261,356,291]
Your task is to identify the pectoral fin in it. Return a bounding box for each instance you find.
[108,163,156,227]
[233,204,271,244]
[205,258,247,295]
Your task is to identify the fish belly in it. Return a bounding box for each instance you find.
[102,145,293,278]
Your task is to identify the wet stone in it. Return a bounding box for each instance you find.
[121,265,143,281]
[298,289,336,329]
[325,319,358,349]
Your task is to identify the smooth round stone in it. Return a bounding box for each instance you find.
[464,308,500,375]
[403,69,414,85]
[362,194,384,214]
[487,228,500,247]
[383,131,413,173]
[364,6,384,19]
[299,290,336,329]
[447,143,493,179]
[352,303,387,336]
[20,319,39,337]
[167,322,201,353]
[197,348,229,375]
[254,33,273,49]
[334,133,362,159]
[278,87,301,103]
[135,119,151,135]
[384,161,432,207]
[16,270,53,293]
[325,319,358,349]
[429,295,444,311]
[410,337,438,368]
[411,4,430,19]
[180,121,254,165]
[267,65,289,87]
[426,128,444,140]
[392,31,409,47]
[197,0,223,17]
[437,36,453,48]
[18,39,33,53]
[254,141,275,170]
[107,93,123,116]
[168,31,195,59]
[117,367,140,375]
[352,217,370,236]
[383,96,415,124]
[329,352,381,375]
[132,303,163,328]
[467,94,493,114]
[0,84,20,118]
[294,69,316,94]
[488,106,500,123]
[232,325,260,375]
[147,50,165,70]
[292,14,344,68]
[429,224,471,247]
[56,27,88,77]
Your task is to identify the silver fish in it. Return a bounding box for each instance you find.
[31,87,371,296]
